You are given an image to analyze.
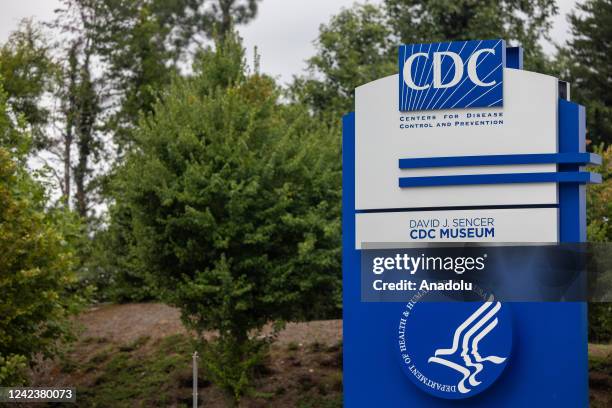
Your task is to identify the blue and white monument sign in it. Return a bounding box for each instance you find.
[342,39,601,407]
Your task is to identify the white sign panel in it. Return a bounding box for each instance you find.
[355,208,558,249]
[355,68,559,210]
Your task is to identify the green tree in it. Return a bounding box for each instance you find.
[293,1,558,121]
[114,33,340,401]
[0,20,55,149]
[49,36,101,217]
[57,0,263,150]
[202,0,261,39]
[587,145,612,242]
[37,0,264,299]
[563,0,612,340]
[0,83,82,385]
[562,0,612,146]
[71,49,99,218]
[291,4,396,122]
[587,144,612,342]
[385,0,557,72]
[84,202,154,302]
[0,15,102,217]
[90,0,183,148]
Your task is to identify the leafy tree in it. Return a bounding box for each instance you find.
[0,83,82,385]
[115,33,340,400]
[56,0,263,150]
[385,0,557,72]
[562,0,612,339]
[0,20,55,149]
[291,4,396,122]
[89,0,183,148]
[587,144,612,342]
[84,203,154,302]
[48,35,100,217]
[30,0,264,298]
[293,1,558,121]
[202,0,262,39]
[562,0,612,146]
[587,145,612,242]
[71,51,99,218]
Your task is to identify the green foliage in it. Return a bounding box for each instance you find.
[0,354,28,385]
[114,32,340,400]
[0,20,55,149]
[587,145,612,242]
[202,0,262,39]
[590,303,612,343]
[74,334,193,407]
[292,1,558,121]
[199,334,270,403]
[291,4,396,122]
[297,394,343,408]
[587,145,612,342]
[44,0,266,298]
[58,0,263,150]
[92,0,182,147]
[83,203,156,303]
[0,86,82,385]
[385,0,557,72]
[562,0,612,146]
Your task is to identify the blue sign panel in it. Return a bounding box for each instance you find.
[399,39,505,112]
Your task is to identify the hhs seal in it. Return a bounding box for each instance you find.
[397,293,512,399]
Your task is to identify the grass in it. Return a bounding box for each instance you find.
[297,394,343,408]
[590,353,612,374]
[59,334,194,408]
[47,332,611,408]
[45,332,346,408]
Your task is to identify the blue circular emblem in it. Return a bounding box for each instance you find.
[397,292,512,399]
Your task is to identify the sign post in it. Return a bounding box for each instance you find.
[343,39,601,407]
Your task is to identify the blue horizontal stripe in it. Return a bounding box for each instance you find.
[355,203,558,214]
[398,153,601,169]
[398,171,602,188]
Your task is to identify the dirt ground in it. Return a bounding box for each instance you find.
[73,302,342,347]
[30,304,343,407]
[590,342,612,408]
[27,303,611,407]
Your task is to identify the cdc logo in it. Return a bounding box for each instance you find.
[396,294,512,399]
[399,39,505,112]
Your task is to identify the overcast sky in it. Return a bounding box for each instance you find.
[0,0,578,86]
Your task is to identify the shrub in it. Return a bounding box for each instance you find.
[114,32,341,401]
[0,108,82,384]
[587,144,612,343]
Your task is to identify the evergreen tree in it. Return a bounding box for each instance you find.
[0,20,55,150]
[291,4,395,123]
[202,0,261,39]
[293,1,558,121]
[0,81,83,386]
[56,0,263,150]
[587,145,612,342]
[385,0,557,72]
[114,33,340,400]
[563,0,612,146]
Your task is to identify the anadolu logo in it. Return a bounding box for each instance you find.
[399,39,505,112]
[397,293,512,399]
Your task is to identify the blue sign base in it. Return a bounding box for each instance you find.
[342,102,589,407]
